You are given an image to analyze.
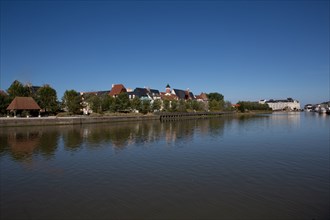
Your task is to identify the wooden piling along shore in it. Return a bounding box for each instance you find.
[157,112,226,121]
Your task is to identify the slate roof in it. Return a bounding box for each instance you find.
[172,89,195,100]
[173,89,187,100]
[266,98,298,103]
[96,90,111,96]
[133,88,149,98]
[7,97,41,110]
[127,91,135,98]
[109,84,126,96]
[129,88,160,99]
[81,90,111,97]
[189,92,196,100]
[150,89,160,96]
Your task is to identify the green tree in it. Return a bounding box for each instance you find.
[151,99,162,112]
[185,100,192,111]
[177,99,187,112]
[114,93,130,112]
[131,97,142,112]
[0,92,11,116]
[36,84,58,114]
[88,94,102,113]
[62,90,81,114]
[163,100,170,112]
[209,99,221,111]
[7,80,30,98]
[191,100,204,111]
[207,92,225,111]
[207,92,224,102]
[141,100,151,114]
[83,93,113,113]
[224,101,234,111]
[170,100,178,112]
[237,101,271,112]
[101,95,114,112]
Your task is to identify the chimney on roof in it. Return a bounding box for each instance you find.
[112,84,114,88]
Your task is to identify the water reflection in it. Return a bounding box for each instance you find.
[62,127,84,151]
[7,131,40,161]
[0,118,235,160]
[0,127,60,161]
[0,115,275,161]
[270,112,301,124]
[1,114,329,220]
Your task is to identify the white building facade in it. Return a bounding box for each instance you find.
[259,98,301,111]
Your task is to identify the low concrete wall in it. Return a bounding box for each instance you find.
[0,115,160,127]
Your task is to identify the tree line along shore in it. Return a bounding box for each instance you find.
[1,80,271,118]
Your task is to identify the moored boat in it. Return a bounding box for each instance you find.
[318,107,327,114]
[326,108,330,115]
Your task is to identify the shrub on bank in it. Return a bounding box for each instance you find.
[237,101,271,112]
[56,112,72,117]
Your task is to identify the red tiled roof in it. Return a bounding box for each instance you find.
[7,97,41,110]
[109,84,127,96]
[196,93,208,101]
[160,93,178,101]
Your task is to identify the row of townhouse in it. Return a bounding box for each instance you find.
[81,84,209,114]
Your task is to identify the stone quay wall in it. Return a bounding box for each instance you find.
[0,115,160,127]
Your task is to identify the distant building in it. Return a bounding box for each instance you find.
[259,98,300,111]
[160,84,178,101]
[172,88,195,100]
[109,84,127,97]
[165,84,171,94]
[80,90,111,97]
[195,92,208,102]
[80,90,111,115]
[127,87,161,101]
[26,83,41,95]
[128,87,151,101]
[148,88,161,100]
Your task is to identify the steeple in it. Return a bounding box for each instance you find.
[166,84,171,94]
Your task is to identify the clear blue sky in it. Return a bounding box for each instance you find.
[1,0,329,105]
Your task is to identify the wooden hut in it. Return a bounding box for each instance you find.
[7,97,41,117]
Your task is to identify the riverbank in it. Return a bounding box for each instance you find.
[0,114,159,127]
[0,111,274,127]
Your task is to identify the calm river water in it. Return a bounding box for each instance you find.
[0,113,329,220]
